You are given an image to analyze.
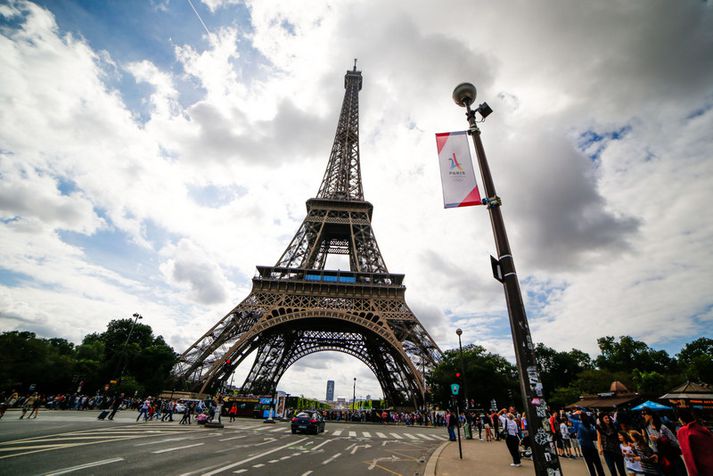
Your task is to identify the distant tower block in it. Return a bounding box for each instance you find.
[173,65,441,408]
[326,380,335,401]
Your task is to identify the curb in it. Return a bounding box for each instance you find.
[424,441,449,476]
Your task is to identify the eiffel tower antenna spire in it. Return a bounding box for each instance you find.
[173,65,441,408]
[316,62,364,201]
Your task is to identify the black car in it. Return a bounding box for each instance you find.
[291,411,325,434]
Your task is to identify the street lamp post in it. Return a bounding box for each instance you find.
[455,328,468,411]
[452,82,562,476]
[352,378,357,412]
[117,313,143,385]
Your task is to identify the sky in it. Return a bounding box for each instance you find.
[1,0,712,401]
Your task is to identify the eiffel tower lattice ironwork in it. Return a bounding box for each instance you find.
[173,63,441,407]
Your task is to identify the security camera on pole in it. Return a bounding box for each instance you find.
[435,83,562,476]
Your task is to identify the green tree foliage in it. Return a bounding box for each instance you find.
[535,343,594,399]
[0,320,176,396]
[428,344,519,410]
[596,336,676,375]
[677,337,713,385]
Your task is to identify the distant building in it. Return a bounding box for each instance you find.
[326,380,335,401]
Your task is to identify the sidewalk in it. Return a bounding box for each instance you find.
[426,437,590,476]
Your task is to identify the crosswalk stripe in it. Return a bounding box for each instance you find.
[253,426,271,431]
[404,433,418,440]
[269,427,285,432]
[376,432,387,439]
[389,433,403,440]
[431,435,448,441]
[362,432,371,438]
[417,434,436,440]
[348,431,357,437]
[331,430,343,436]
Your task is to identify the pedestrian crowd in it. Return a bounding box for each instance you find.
[440,403,712,476]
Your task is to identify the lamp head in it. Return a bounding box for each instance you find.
[453,83,477,108]
[132,313,139,318]
[456,328,463,336]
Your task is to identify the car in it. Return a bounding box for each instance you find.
[291,411,325,434]
[174,403,186,413]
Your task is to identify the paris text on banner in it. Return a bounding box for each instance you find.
[435,131,481,208]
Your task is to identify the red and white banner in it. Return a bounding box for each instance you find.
[435,131,481,208]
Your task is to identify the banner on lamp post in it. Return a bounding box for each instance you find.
[435,131,481,208]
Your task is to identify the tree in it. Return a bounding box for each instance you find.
[429,345,519,410]
[535,343,594,399]
[677,338,713,385]
[596,336,676,374]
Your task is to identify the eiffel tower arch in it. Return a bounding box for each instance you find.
[173,63,441,408]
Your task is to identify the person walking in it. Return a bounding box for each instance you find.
[27,393,42,419]
[619,431,644,476]
[504,413,522,467]
[676,408,713,476]
[136,398,150,422]
[446,410,457,441]
[19,393,38,419]
[484,413,493,442]
[229,402,238,422]
[578,412,606,476]
[598,413,626,475]
[108,393,123,420]
[179,402,192,425]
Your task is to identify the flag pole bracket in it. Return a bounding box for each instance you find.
[481,195,502,208]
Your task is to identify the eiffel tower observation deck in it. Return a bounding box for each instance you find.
[173,62,441,408]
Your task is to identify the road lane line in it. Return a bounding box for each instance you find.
[311,439,334,451]
[135,437,189,446]
[152,443,204,454]
[417,433,436,440]
[219,435,247,442]
[43,457,124,476]
[362,431,372,437]
[322,452,341,465]
[253,426,271,431]
[404,433,418,440]
[234,471,247,474]
[389,433,403,439]
[252,463,265,468]
[376,432,387,439]
[301,472,313,476]
[202,437,308,476]
[269,427,286,432]
[331,429,343,436]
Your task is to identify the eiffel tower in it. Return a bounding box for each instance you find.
[173,62,441,407]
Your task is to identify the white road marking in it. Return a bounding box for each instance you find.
[219,436,247,442]
[202,438,308,476]
[331,429,343,436]
[362,431,372,437]
[252,463,265,468]
[268,459,280,463]
[389,433,403,439]
[348,431,357,437]
[135,437,189,446]
[269,427,286,432]
[311,439,334,451]
[345,443,356,450]
[152,443,204,454]
[301,472,313,476]
[254,426,271,431]
[418,433,436,440]
[234,471,247,474]
[376,432,388,439]
[280,455,292,460]
[322,452,341,465]
[404,433,418,440]
[43,457,124,476]
[431,434,448,441]
[350,444,371,454]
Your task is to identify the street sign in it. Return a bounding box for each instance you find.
[451,383,460,395]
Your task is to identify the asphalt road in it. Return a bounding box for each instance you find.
[0,411,445,475]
